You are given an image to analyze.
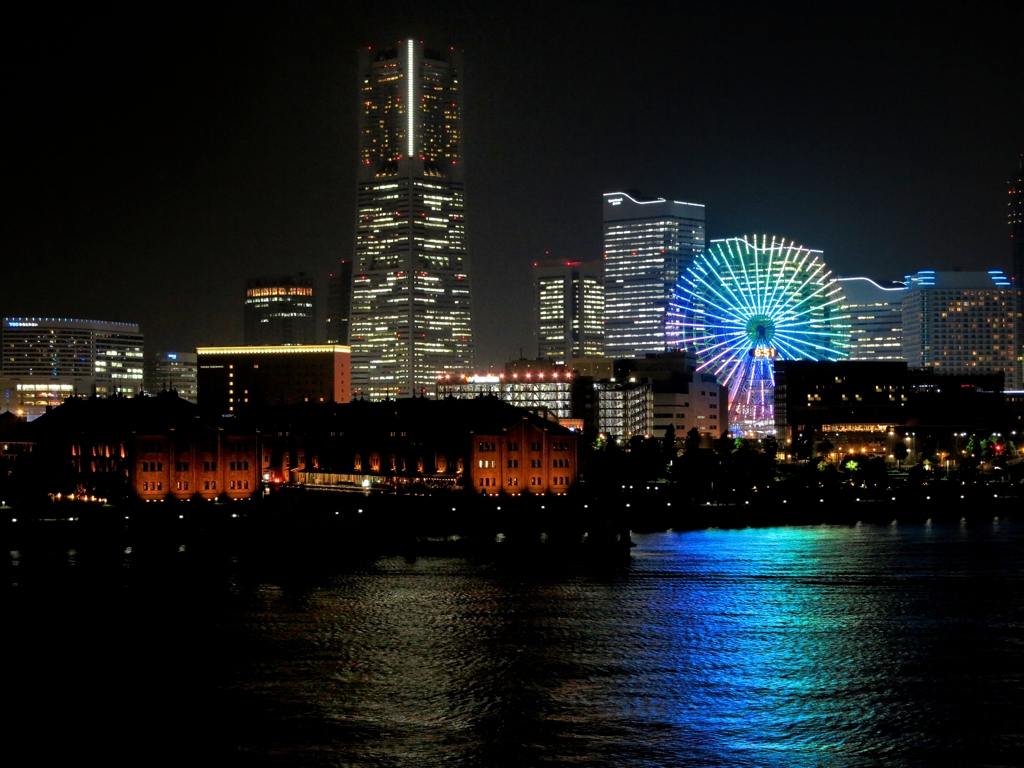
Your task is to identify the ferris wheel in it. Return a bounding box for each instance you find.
[668,235,850,436]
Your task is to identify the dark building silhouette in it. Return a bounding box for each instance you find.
[774,360,1007,455]
[1009,154,1024,391]
[326,260,352,345]
[1010,153,1023,293]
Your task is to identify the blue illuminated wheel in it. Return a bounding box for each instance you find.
[668,235,850,436]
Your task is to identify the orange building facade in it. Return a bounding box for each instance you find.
[471,416,578,495]
[133,430,260,501]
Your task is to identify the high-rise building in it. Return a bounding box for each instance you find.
[244,275,316,346]
[1009,154,1023,390]
[326,260,352,345]
[837,277,907,360]
[1010,153,1023,291]
[603,191,705,359]
[533,260,604,364]
[349,40,474,400]
[1,317,144,418]
[144,351,198,403]
[901,270,1020,389]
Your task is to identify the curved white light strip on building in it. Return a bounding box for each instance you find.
[836,277,907,292]
[603,192,705,208]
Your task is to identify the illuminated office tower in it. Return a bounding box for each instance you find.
[244,275,316,346]
[901,270,1020,389]
[1,317,144,418]
[603,191,705,359]
[326,260,352,344]
[837,276,907,360]
[533,260,604,364]
[349,40,474,399]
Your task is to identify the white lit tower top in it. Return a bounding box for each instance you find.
[350,41,473,399]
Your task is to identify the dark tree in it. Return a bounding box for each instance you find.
[684,427,702,454]
[713,432,734,456]
[892,441,909,469]
[792,432,812,461]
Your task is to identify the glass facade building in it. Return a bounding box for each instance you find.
[244,275,317,346]
[603,191,704,359]
[533,260,604,364]
[901,270,1020,389]
[350,41,474,399]
[837,277,907,360]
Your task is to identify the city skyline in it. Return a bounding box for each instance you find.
[3,4,1022,368]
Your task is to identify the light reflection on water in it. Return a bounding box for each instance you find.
[206,523,1023,766]
[6,522,1023,765]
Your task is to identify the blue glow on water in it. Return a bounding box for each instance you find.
[7,522,1023,764]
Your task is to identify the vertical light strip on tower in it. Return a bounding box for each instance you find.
[407,39,415,157]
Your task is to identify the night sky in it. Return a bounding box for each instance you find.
[5,2,1022,368]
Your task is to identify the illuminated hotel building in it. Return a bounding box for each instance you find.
[144,351,198,403]
[603,191,704,359]
[350,40,474,400]
[837,277,907,360]
[196,345,351,414]
[1,317,144,418]
[244,275,317,346]
[533,260,604,364]
[901,270,1020,389]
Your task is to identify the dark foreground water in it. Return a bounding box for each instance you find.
[7,521,1024,766]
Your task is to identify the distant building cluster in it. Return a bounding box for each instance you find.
[1,35,1021,496]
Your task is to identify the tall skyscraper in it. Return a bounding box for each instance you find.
[1009,154,1023,390]
[533,260,604,364]
[326,260,352,345]
[901,270,1020,389]
[244,275,317,345]
[349,40,474,399]
[1010,153,1023,291]
[603,191,705,359]
[837,276,907,360]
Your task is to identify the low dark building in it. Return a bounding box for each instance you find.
[774,360,1007,456]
